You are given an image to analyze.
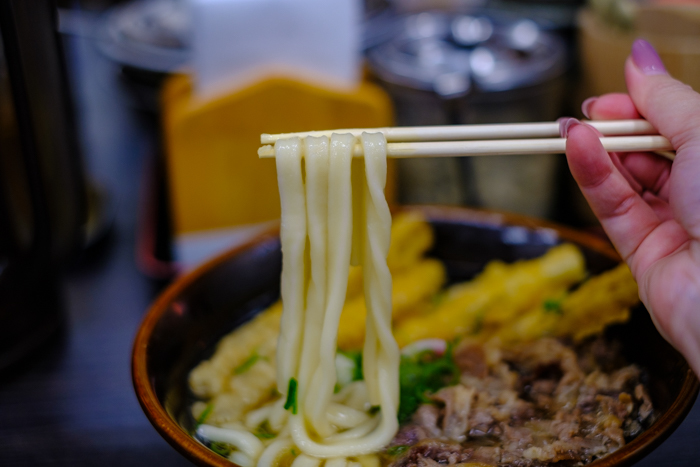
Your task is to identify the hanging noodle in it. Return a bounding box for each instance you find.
[276,132,398,465]
[196,132,398,467]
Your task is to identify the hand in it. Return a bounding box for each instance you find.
[564,39,700,376]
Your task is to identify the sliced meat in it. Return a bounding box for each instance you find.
[635,384,655,423]
[391,336,654,467]
[467,408,498,438]
[454,343,488,378]
[610,366,641,392]
[433,385,475,442]
[412,404,442,438]
[392,424,429,447]
[500,424,534,460]
[391,440,471,467]
[596,394,632,421]
[416,456,441,467]
[470,446,500,464]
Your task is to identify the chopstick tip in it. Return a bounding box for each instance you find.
[258,145,275,158]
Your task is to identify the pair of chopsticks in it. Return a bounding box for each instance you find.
[258,119,675,161]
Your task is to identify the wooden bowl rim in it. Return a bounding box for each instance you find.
[132,205,699,467]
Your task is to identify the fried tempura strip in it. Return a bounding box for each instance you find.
[494,263,639,344]
[189,303,282,398]
[555,262,638,341]
[393,244,586,347]
[337,259,446,350]
[346,211,434,300]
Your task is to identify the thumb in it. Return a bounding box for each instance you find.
[625,40,700,152]
[625,39,700,240]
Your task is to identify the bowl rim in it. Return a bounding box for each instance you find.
[132,205,699,467]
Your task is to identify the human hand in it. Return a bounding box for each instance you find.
[563,39,700,376]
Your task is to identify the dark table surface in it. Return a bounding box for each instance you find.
[0,11,698,467]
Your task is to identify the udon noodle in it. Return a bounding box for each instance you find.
[197,132,398,467]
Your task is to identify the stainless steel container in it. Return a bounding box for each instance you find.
[367,12,567,217]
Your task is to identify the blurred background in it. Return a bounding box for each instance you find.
[0,0,698,465]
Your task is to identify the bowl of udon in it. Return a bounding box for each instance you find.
[133,205,698,467]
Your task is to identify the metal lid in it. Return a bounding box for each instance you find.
[367,11,566,97]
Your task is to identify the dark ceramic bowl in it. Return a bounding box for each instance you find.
[132,206,699,467]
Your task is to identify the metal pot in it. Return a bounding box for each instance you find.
[367,11,567,217]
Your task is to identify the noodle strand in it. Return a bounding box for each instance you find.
[259,133,398,465]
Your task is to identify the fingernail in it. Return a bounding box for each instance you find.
[631,39,667,75]
[581,97,598,119]
[558,117,581,138]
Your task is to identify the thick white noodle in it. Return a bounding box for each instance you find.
[298,136,331,437]
[256,437,294,467]
[275,138,307,394]
[254,132,398,466]
[245,404,274,429]
[230,451,254,467]
[326,403,371,428]
[360,133,399,411]
[326,458,348,467]
[324,417,379,442]
[292,454,323,467]
[307,133,355,437]
[267,398,289,433]
[333,381,371,412]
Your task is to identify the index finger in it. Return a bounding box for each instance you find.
[565,122,686,277]
[585,93,672,196]
[584,93,641,121]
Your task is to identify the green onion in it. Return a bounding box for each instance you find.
[543,298,563,315]
[234,351,262,375]
[338,349,363,381]
[284,378,298,414]
[398,345,459,423]
[196,403,214,427]
[386,445,409,456]
[210,441,232,457]
[254,421,277,439]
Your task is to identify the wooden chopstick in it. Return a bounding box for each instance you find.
[258,135,674,160]
[260,119,657,144]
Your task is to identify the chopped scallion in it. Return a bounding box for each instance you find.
[234,351,262,375]
[284,378,298,414]
[543,298,563,315]
[196,403,214,427]
[210,441,232,457]
[386,445,409,456]
[254,421,277,439]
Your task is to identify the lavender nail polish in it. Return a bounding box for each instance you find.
[581,97,598,119]
[558,117,581,138]
[631,39,667,75]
